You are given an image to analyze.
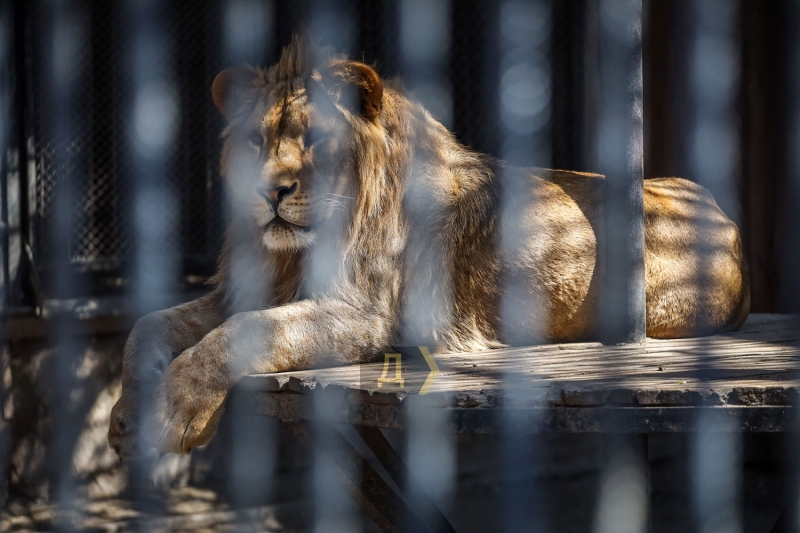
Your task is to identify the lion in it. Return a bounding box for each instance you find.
[108,34,749,458]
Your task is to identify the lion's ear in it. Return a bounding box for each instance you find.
[320,61,383,121]
[212,66,257,118]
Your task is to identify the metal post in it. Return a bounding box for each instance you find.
[594,4,648,529]
[0,0,12,509]
[596,0,646,344]
[773,1,800,531]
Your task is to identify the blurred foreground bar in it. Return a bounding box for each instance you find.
[596,0,646,344]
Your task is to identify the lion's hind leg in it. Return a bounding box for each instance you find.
[643,178,749,338]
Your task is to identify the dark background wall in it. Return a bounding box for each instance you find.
[643,0,800,314]
[7,0,798,314]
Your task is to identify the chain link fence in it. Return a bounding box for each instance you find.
[29,0,227,294]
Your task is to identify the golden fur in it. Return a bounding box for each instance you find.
[109,35,749,457]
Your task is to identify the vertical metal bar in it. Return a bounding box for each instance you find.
[43,0,89,524]
[14,0,40,315]
[302,3,368,529]
[128,0,179,317]
[641,434,651,532]
[0,0,12,509]
[686,1,744,532]
[400,0,453,130]
[398,1,457,529]
[785,3,800,531]
[496,0,552,531]
[772,1,800,531]
[594,433,650,533]
[311,392,365,531]
[397,0,455,354]
[218,0,277,518]
[687,0,741,225]
[596,0,646,344]
[3,0,18,311]
[126,0,180,517]
[592,2,649,531]
[19,0,32,282]
[690,429,743,533]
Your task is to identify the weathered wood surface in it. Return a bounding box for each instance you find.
[228,314,800,433]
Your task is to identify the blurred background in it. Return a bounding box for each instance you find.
[1,0,798,531]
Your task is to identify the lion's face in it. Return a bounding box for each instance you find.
[231,87,354,250]
[213,53,384,252]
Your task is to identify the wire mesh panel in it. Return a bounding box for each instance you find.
[28,0,227,295]
[24,0,596,299]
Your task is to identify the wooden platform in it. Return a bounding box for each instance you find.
[225,314,800,533]
[229,314,800,434]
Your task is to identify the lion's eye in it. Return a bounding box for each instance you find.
[304,126,325,148]
[247,131,264,147]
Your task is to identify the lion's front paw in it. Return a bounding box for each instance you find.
[110,376,167,460]
[144,349,229,454]
[108,391,139,460]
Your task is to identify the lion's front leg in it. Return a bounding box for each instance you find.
[108,291,226,459]
[145,338,232,454]
[147,299,391,454]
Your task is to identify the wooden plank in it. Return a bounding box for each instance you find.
[229,389,795,434]
[235,372,799,409]
[228,315,800,431]
[238,315,800,397]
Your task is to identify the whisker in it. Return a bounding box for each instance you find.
[324,199,347,210]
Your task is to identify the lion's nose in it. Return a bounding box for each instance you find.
[258,182,297,211]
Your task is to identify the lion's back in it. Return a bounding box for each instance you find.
[504,173,749,341]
